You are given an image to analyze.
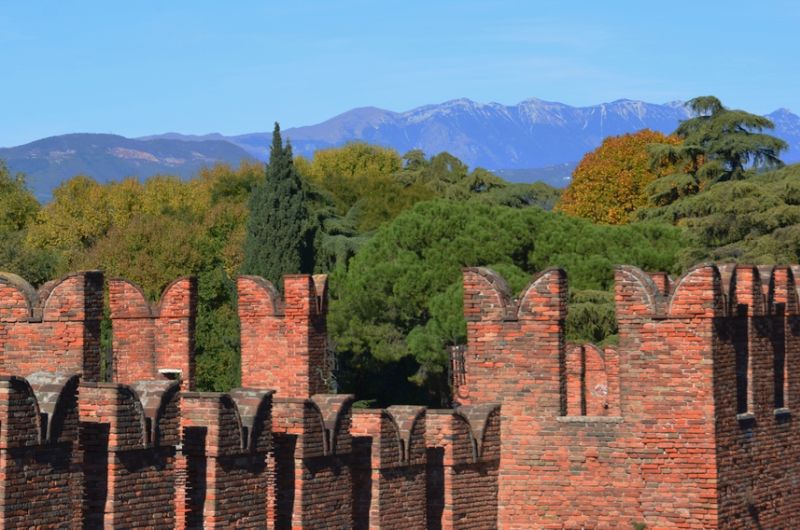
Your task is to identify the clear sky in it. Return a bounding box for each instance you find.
[2,0,797,146]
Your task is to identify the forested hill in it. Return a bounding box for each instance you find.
[0,134,254,201]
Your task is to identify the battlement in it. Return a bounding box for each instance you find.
[615,263,800,320]
[463,266,567,322]
[1,266,799,528]
[179,388,274,527]
[238,274,330,399]
[0,372,82,528]
[461,264,800,528]
[425,405,500,529]
[352,406,427,529]
[109,276,197,390]
[0,271,103,380]
[79,379,181,450]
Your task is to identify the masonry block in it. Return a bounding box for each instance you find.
[0,372,82,528]
[179,388,274,529]
[352,405,427,530]
[272,393,353,529]
[0,271,103,381]
[109,277,198,390]
[79,380,180,528]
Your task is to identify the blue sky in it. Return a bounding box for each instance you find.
[2,0,797,146]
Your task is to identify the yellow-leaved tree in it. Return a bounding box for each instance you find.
[557,129,681,224]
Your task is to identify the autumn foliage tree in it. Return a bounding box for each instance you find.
[557,129,681,224]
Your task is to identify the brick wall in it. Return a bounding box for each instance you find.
[238,274,329,398]
[351,405,427,530]
[0,373,82,528]
[1,265,799,528]
[109,276,197,390]
[425,404,500,530]
[0,271,103,381]
[712,265,800,528]
[179,388,274,529]
[272,394,354,529]
[79,380,181,528]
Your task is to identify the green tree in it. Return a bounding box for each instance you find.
[0,161,57,285]
[330,200,686,405]
[648,96,788,205]
[639,162,800,265]
[242,123,314,286]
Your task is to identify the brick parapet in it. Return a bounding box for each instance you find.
[1,264,799,528]
[109,276,197,390]
[238,274,329,399]
[79,379,180,528]
[0,373,82,528]
[425,405,500,530]
[271,393,354,528]
[179,388,274,528]
[352,406,427,529]
[0,271,103,381]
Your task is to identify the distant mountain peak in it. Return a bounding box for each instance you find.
[2,97,797,200]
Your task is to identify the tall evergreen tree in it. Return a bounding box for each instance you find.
[647,96,788,205]
[242,123,314,287]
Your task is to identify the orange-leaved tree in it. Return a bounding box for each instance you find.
[557,129,682,224]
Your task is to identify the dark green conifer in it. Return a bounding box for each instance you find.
[242,122,314,287]
[647,96,788,205]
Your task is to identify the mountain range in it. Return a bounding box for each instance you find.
[3,98,799,201]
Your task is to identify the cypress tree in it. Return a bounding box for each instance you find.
[242,122,314,287]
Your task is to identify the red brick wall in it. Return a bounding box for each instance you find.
[79,380,180,528]
[459,265,724,528]
[238,274,329,399]
[460,267,567,528]
[0,373,82,528]
[2,265,800,529]
[352,406,427,530]
[0,271,103,381]
[712,265,800,528]
[272,394,353,529]
[109,277,197,390]
[615,264,721,528]
[425,405,500,530]
[180,389,273,529]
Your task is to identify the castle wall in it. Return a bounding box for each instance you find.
[272,394,354,529]
[351,406,427,530]
[109,277,197,390]
[79,380,181,528]
[179,388,273,529]
[238,274,329,398]
[0,373,82,529]
[711,266,800,528]
[0,265,797,528]
[425,405,500,530]
[0,271,103,381]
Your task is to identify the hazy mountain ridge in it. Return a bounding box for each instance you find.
[0,133,253,201]
[222,98,799,178]
[2,98,799,200]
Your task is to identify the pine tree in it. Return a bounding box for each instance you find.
[242,122,314,287]
[647,96,788,205]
